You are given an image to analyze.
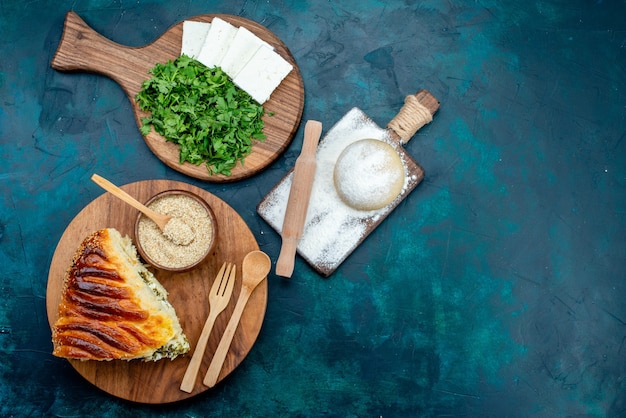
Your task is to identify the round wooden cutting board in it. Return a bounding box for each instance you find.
[51,12,305,182]
[46,180,268,403]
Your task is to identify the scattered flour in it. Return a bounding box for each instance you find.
[258,107,417,273]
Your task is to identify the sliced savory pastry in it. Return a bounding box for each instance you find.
[51,228,189,361]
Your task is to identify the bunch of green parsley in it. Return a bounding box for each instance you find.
[136,54,266,176]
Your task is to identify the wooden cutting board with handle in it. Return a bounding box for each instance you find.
[46,180,267,403]
[51,11,304,182]
[257,90,439,277]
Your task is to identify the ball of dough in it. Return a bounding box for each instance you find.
[333,138,405,211]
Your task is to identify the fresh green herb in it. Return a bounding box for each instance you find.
[135,54,266,176]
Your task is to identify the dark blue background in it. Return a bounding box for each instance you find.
[1,0,624,416]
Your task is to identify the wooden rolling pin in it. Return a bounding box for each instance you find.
[275,120,323,278]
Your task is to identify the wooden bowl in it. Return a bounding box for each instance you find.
[134,190,217,272]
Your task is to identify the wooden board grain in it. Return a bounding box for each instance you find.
[46,180,267,403]
[257,91,439,277]
[51,11,304,182]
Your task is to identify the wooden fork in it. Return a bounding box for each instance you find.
[180,262,236,393]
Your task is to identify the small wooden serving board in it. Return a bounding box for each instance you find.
[46,180,267,403]
[258,91,439,277]
[51,12,304,182]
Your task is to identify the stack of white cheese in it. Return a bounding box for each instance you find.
[181,18,293,104]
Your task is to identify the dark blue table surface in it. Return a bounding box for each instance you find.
[1,0,625,416]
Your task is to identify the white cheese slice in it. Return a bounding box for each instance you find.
[220,26,272,78]
[181,21,211,59]
[196,17,237,68]
[233,44,293,104]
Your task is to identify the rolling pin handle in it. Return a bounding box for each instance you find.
[276,237,298,278]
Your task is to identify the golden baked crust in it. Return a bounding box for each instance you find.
[52,228,189,361]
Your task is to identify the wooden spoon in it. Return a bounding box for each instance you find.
[202,250,271,388]
[91,174,172,232]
